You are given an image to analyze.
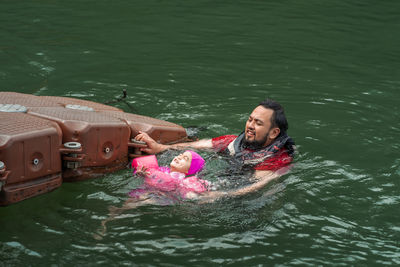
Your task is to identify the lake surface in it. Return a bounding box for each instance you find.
[1,0,400,265]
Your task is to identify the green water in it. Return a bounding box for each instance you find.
[1,0,400,265]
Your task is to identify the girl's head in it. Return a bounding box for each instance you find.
[170,150,205,175]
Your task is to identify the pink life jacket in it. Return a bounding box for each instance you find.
[131,155,209,198]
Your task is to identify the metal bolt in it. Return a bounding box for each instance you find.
[64,142,82,149]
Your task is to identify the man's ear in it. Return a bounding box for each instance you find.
[269,127,280,139]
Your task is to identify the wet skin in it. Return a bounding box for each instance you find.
[170,151,192,173]
[245,106,280,147]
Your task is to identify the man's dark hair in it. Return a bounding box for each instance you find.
[258,99,288,134]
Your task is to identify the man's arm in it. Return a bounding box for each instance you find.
[198,170,280,203]
[135,131,213,154]
[229,170,279,197]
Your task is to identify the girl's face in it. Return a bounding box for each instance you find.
[170,151,192,173]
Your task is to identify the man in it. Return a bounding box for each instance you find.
[135,98,295,200]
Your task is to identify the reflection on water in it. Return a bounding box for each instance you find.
[1,0,400,265]
[1,148,400,265]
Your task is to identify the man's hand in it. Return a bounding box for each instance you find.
[135,131,214,154]
[134,131,168,154]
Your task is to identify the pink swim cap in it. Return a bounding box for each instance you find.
[186,150,205,175]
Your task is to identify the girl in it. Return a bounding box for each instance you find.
[96,151,209,239]
[130,150,209,200]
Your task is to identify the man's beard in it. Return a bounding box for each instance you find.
[243,133,269,150]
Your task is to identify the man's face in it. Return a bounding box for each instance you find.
[244,106,279,148]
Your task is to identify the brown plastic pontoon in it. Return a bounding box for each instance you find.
[0,92,188,205]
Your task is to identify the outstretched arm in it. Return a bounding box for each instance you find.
[229,170,279,197]
[198,170,280,203]
[135,131,213,154]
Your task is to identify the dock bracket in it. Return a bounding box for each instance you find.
[60,142,85,169]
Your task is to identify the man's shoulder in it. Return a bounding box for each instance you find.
[212,134,238,142]
[211,135,238,152]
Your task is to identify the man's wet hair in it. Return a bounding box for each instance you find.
[258,99,288,134]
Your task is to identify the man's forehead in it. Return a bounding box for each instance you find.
[250,106,273,121]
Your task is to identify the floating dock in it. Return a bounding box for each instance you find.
[0,92,188,206]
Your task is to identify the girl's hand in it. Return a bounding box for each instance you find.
[135,165,149,177]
